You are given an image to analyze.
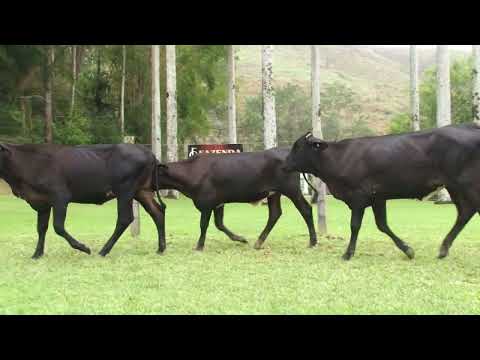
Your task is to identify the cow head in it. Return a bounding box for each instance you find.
[284,132,328,174]
[0,144,11,176]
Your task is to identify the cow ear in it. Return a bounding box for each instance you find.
[0,144,10,153]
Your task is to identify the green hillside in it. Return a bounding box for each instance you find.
[235,45,470,134]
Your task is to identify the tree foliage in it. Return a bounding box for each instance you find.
[0,45,227,148]
[389,56,475,135]
[240,81,375,151]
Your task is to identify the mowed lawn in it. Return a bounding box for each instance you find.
[1,193,480,315]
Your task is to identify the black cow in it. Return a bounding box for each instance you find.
[155,148,317,250]
[285,124,480,260]
[0,143,166,258]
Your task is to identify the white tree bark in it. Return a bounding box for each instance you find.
[227,45,237,144]
[436,45,452,203]
[436,45,451,128]
[166,45,179,199]
[70,45,76,116]
[473,45,480,125]
[124,136,140,237]
[120,45,126,137]
[262,45,277,149]
[410,45,420,131]
[151,45,161,161]
[311,45,327,235]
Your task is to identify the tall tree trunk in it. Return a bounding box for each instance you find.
[20,96,27,135]
[473,45,480,125]
[410,45,420,131]
[436,45,452,203]
[44,45,54,144]
[262,45,276,149]
[166,45,179,199]
[124,136,141,236]
[311,45,327,235]
[70,45,77,116]
[436,46,451,128]
[120,45,126,137]
[227,45,237,144]
[151,45,162,161]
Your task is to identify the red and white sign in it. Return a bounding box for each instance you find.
[188,144,243,158]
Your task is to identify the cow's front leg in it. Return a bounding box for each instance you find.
[287,192,317,248]
[52,200,91,255]
[255,193,282,249]
[372,200,415,259]
[195,209,212,251]
[214,206,248,244]
[32,207,51,259]
[438,194,475,259]
[99,197,134,257]
[342,207,365,261]
[136,190,166,254]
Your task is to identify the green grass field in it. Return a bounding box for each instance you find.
[1,193,480,315]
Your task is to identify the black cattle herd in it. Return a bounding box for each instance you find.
[1,123,480,260]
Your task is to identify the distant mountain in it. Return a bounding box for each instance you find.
[235,45,470,134]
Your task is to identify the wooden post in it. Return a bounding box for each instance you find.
[124,135,140,237]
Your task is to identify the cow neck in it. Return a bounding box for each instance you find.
[163,161,194,196]
[2,149,26,191]
[309,144,339,183]
[3,146,51,190]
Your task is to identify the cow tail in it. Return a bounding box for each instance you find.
[155,159,167,212]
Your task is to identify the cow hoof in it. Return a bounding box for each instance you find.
[342,253,353,261]
[82,247,92,255]
[31,253,43,260]
[308,242,318,248]
[405,247,415,260]
[194,246,204,252]
[157,249,166,255]
[234,237,248,244]
[98,250,108,257]
[253,241,263,250]
[438,250,448,259]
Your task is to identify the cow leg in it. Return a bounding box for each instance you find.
[32,208,51,259]
[254,194,282,249]
[287,193,317,248]
[195,209,212,251]
[213,206,248,244]
[136,190,166,254]
[438,194,475,259]
[372,200,415,259]
[342,207,365,261]
[52,201,91,255]
[99,198,134,257]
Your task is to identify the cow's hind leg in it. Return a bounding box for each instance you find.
[32,207,51,259]
[99,197,134,257]
[342,206,365,261]
[286,192,317,248]
[136,190,166,254]
[254,193,282,249]
[438,191,475,259]
[195,209,212,251]
[372,200,415,259]
[214,206,248,244]
[52,201,91,255]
